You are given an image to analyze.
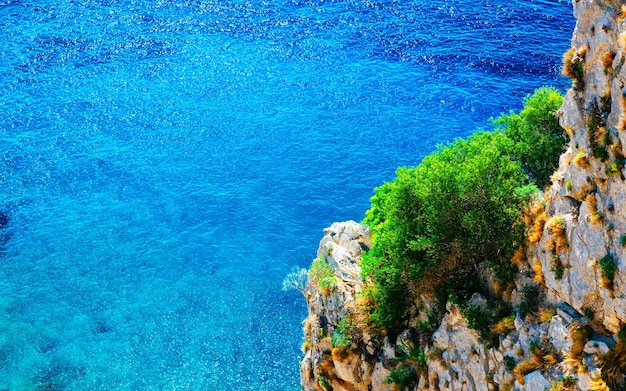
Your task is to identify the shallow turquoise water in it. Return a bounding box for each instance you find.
[1,1,574,389]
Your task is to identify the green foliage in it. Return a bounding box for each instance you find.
[361,87,565,335]
[308,256,337,292]
[518,284,541,317]
[385,366,418,390]
[362,131,531,333]
[620,234,626,246]
[494,87,566,188]
[599,254,617,282]
[503,355,517,372]
[316,375,330,389]
[462,304,494,338]
[396,343,428,371]
[332,317,358,348]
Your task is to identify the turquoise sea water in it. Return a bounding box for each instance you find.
[1,1,574,389]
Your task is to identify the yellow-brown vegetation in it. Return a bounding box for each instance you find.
[571,324,591,357]
[561,324,591,375]
[548,217,569,253]
[538,308,557,323]
[586,194,603,225]
[619,117,626,133]
[563,355,586,374]
[562,48,577,79]
[532,259,545,285]
[490,316,515,336]
[331,346,351,363]
[589,374,611,391]
[571,183,592,202]
[599,333,626,390]
[513,356,543,384]
[528,212,548,244]
[619,5,626,21]
[573,151,591,169]
[601,51,616,68]
[511,247,526,267]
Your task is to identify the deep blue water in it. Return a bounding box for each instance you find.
[0,0,573,389]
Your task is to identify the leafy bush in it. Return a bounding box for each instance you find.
[518,284,541,317]
[309,256,337,293]
[331,317,358,348]
[362,131,532,333]
[361,88,565,335]
[385,365,418,390]
[599,254,617,282]
[494,87,566,189]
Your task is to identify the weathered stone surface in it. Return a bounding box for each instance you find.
[522,371,550,391]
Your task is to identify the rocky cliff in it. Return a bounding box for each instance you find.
[299,1,626,390]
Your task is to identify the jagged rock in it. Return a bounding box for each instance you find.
[317,221,369,283]
[584,340,610,355]
[522,370,550,391]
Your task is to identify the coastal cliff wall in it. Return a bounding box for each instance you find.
[300,1,626,390]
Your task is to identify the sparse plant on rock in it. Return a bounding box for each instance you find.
[282,266,309,295]
[599,327,626,390]
[599,253,617,290]
[309,256,338,295]
[385,365,418,391]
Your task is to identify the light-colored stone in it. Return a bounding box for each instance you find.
[523,370,550,391]
[583,340,610,355]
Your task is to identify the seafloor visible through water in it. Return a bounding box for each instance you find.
[1,0,574,389]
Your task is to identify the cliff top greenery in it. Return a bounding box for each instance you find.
[361,87,565,334]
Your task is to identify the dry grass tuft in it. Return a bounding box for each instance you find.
[538,307,557,323]
[573,151,591,169]
[491,316,516,336]
[532,259,545,285]
[563,354,586,374]
[619,5,626,21]
[601,51,616,68]
[513,356,543,385]
[331,346,351,363]
[511,247,526,267]
[528,212,548,244]
[570,324,591,357]
[571,183,592,202]
[586,194,604,225]
[599,331,626,390]
[590,374,611,391]
[548,217,569,253]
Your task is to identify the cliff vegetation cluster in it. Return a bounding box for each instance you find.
[290,0,626,390]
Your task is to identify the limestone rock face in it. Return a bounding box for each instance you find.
[300,221,394,391]
[538,0,626,334]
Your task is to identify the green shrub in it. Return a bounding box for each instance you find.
[309,257,337,293]
[362,131,531,333]
[599,254,617,282]
[385,366,418,390]
[503,355,517,372]
[331,317,358,348]
[362,87,564,335]
[463,303,494,338]
[518,284,541,317]
[316,375,330,389]
[494,87,566,189]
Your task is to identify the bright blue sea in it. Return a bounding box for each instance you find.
[1,1,573,389]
